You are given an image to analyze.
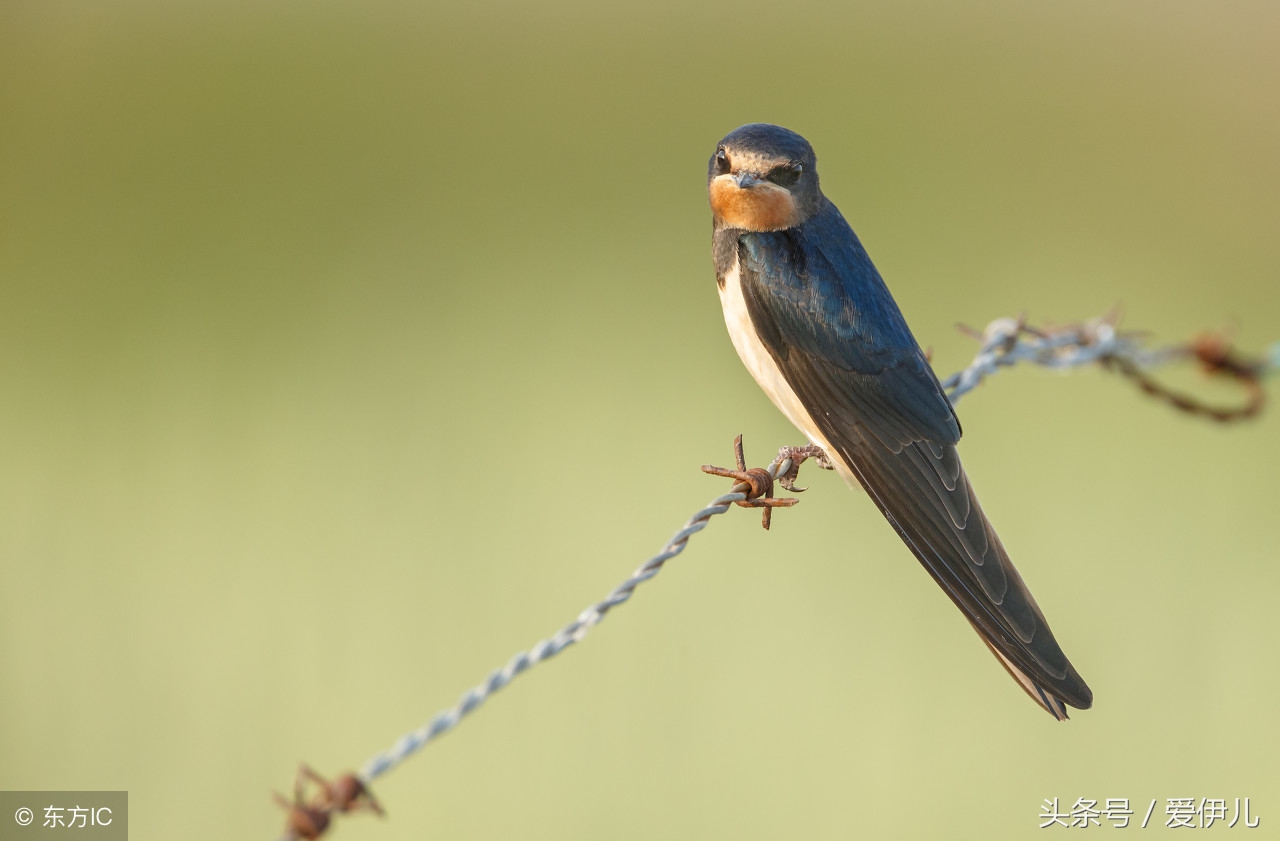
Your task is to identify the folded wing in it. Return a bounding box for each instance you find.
[736,213,1092,716]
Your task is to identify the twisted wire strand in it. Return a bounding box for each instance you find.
[359,314,1275,785]
[942,315,1143,404]
[941,315,1276,411]
[358,460,795,783]
[278,313,1275,839]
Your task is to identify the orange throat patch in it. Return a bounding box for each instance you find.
[709,174,801,232]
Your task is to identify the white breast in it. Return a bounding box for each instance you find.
[718,263,849,479]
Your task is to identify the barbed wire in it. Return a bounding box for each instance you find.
[356,447,795,785]
[274,446,800,840]
[272,312,1275,840]
[942,312,1274,421]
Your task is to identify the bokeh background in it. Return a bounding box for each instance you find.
[2,1,1277,838]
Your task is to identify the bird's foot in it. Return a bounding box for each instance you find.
[774,444,833,492]
[701,435,799,530]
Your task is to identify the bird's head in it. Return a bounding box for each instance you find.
[708,123,822,232]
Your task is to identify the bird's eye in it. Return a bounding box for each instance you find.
[713,147,730,175]
[767,162,803,188]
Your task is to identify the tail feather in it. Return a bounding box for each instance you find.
[976,629,1070,721]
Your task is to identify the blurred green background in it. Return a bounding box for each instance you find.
[2,1,1277,838]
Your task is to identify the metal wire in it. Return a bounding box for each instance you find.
[943,315,1148,404]
[277,312,1275,839]
[357,460,794,782]
[359,313,1277,784]
[942,314,1274,420]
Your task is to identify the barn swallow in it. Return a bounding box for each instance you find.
[708,123,1092,719]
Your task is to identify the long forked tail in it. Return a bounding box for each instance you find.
[975,629,1071,721]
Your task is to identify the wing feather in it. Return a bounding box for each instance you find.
[734,206,1092,714]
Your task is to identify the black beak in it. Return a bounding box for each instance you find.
[734,172,764,189]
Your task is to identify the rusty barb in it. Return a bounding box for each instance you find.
[701,435,799,529]
[274,765,382,841]
[275,310,1275,840]
[1106,330,1269,422]
[946,311,1275,422]
[701,435,835,529]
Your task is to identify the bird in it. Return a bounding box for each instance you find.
[707,123,1092,720]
